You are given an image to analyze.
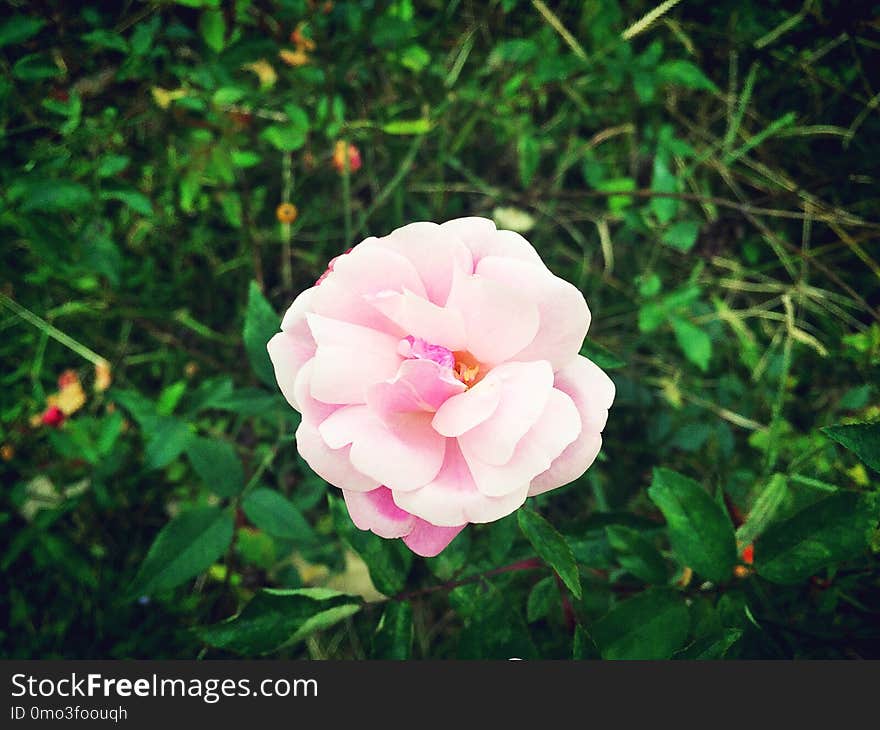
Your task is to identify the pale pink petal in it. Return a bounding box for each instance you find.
[363,222,473,305]
[402,519,466,557]
[292,359,339,425]
[441,218,547,269]
[306,313,402,404]
[476,256,590,370]
[267,331,312,411]
[268,288,319,410]
[555,355,616,431]
[280,286,317,332]
[367,358,465,420]
[318,405,446,491]
[431,370,503,437]
[343,487,416,539]
[445,269,539,366]
[460,389,581,497]
[310,246,426,334]
[367,288,467,351]
[527,356,615,496]
[393,440,530,526]
[529,433,602,497]
[456,360,553,465]
[295,420,379,492]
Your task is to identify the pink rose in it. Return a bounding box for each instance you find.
[267,218,615,557]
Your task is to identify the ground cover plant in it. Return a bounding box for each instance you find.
[2,0,879,659]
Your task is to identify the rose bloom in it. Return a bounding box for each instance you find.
[268,218,615,557]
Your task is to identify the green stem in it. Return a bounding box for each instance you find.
[0,292,108,367]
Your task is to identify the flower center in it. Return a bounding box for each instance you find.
[398,337,484,388]
[451,350,482,386]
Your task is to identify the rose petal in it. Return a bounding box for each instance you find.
[363,222,474,305]
[311,245,426,334]
[367,288,467,351]
[456,360,553,465]
[441,218,546,269]
[393,439,530,526]
[431,370,503,437]
[460,388,581,497]
[368,358,465,421]
[476,256,591,370]
[295,420,379,493]
[445,269,539,366]
[528,356,615,496]
[343,487,416,539]
[402,519,466,557]
[293,358,339,425]
[529,433,602,497]
[319,405,446,491]
[267,331,311,411]
[306,313,402,404]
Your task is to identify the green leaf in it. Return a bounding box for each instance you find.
[243,281,280,388]
[213,87,246,106]
[579,339,626,369]
[219,192,243,228]
[372,601,413,659]
[606,526,668,584]
[661,220,700,251]
[197,588,361,655]
[650,155,678,223]
[143,416,193,470]
[598,177,635,213]
[647,468,737,582]
[199,9,225,53]
[487,513,519,563]
[400,44,431,72]
[517,506,581,599]
[18,180,91,212]
[100,189,153,215]
[822,422,880,473]
[261,124,308,152]
[0,15,44,48]
[81,29,129,53]
[452,582,537,659]
[526,575,558,622]
[736,473,788,546]
[671,317,712,371]
[657,60,718,92]
[130,507,234,595]
[184,437,245,498]
[201,388,288,419]
[231,150,261,168]
[13,53,62,80]
[572,624,601,659]
[675,629,743,659]
[382,118,432,135]
[242,488,316,543]
[97,154,130,178]
[517,135,540,187]
[130,16,160,56]
[755,491,878,584]
[591,589,689,659]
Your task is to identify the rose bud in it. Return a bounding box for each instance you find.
[332,140,361,174]
[267,218,615,557]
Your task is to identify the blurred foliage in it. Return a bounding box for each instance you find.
[2,0,879,659]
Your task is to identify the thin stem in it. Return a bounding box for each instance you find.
[394,557,543,602]
[1,292,108,367]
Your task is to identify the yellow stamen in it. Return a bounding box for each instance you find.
[452,351,483,387]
